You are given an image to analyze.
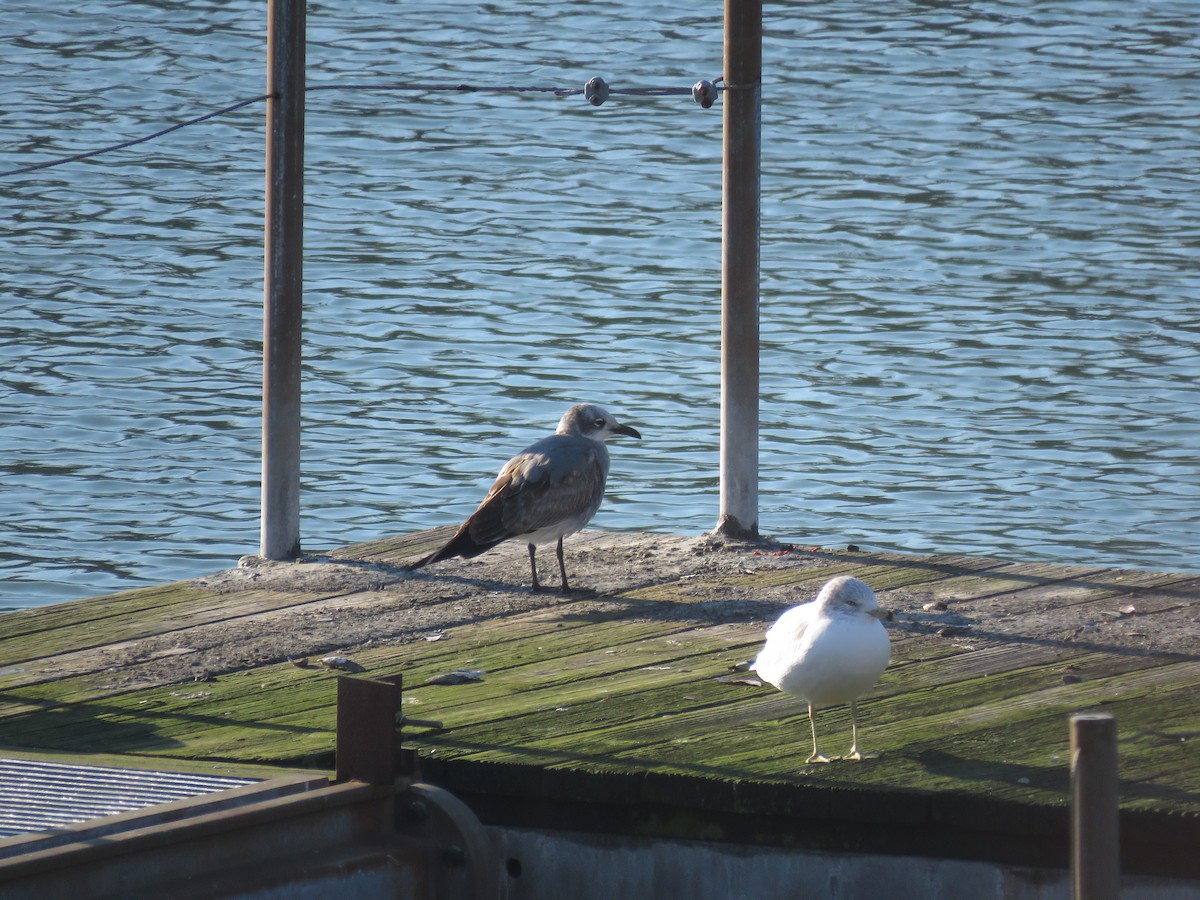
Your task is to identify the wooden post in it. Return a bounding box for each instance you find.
[716,0,762,538]
[1070,712,1120,900]
[261,0,306,560]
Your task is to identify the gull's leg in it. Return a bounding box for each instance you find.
[844,700,864,760]
[527,543,541,592]
[556,536,571,593]
[842,700,880,761]
[806,703,833,764]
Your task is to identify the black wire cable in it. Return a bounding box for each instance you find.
[303,82,701,96]
[1,77,735,180]
[0,94,273,179]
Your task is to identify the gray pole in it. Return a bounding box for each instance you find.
[1070,712,1121,900]
[716,0,762,537]
[260,0,306,559]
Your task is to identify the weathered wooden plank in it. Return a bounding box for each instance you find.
[330,525,458,565]
[0,585,214,645]
[0,588,346,670]
[911,564,1175,605]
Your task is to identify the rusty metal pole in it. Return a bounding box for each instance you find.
[261,0,306,559]
[1070,712,1120,900]
[716,0,762,538]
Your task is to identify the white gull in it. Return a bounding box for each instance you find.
[752,575,892,763]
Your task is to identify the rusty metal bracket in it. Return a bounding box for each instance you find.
[335,673,403,785]
[397,782,500,900]
[334,672,499,896]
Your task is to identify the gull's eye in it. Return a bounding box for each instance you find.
[593,418,606,429]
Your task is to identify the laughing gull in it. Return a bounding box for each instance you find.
[752,576,892,763]
[406,403,641,592]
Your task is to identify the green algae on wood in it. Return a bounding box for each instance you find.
[0,531,1196,826]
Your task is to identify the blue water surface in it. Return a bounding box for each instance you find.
[2,1,1198,608]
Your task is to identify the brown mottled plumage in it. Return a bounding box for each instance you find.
[406,404,641,592]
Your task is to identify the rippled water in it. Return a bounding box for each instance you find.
[3,1,1198,609]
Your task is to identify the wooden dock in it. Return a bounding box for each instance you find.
[1,530,1198,878]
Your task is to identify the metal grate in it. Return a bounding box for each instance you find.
[0,758,257,839]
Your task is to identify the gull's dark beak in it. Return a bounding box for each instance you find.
[614,423,642,440]
[870,608,895,622]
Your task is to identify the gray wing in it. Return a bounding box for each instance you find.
[466,435,609,545]
[752,603,812,677]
